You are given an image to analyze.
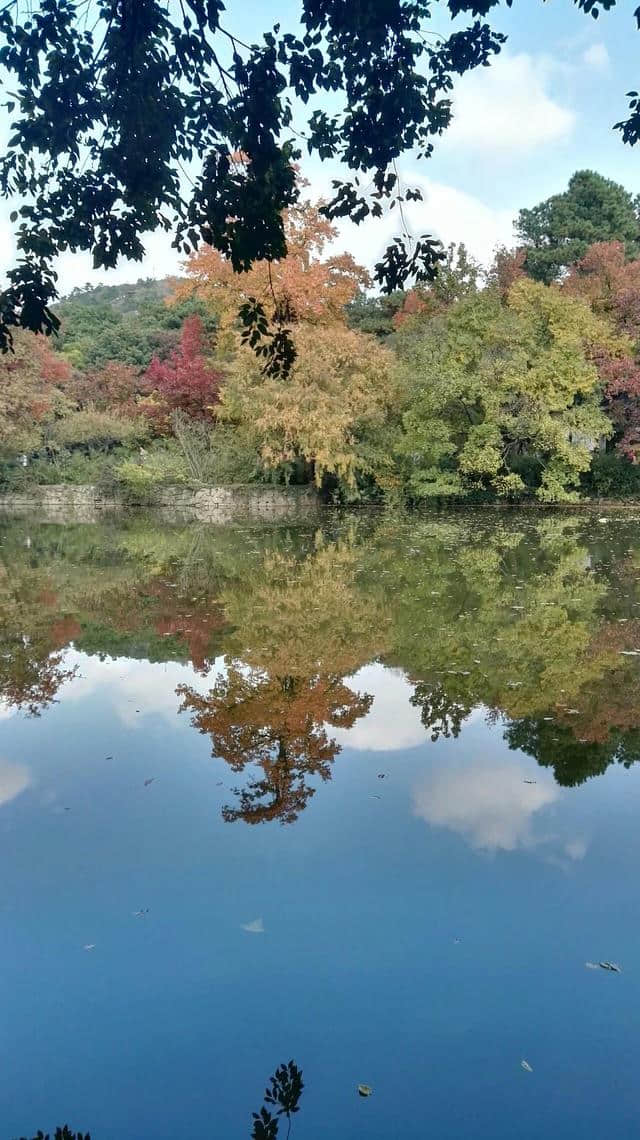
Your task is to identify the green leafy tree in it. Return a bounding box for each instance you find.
[346,290,407,339]
[516,170,640,284]
[394,278,620,501]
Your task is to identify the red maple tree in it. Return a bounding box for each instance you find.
[142,315,222,423]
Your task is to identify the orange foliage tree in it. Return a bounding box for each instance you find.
[175,192,370,351]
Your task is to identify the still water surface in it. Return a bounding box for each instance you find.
[1,510,640,1138]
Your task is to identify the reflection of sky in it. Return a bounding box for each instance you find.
[1,655,640,1140]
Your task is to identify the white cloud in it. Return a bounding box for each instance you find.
[582,43,609,71]
[330,174,515,270]
[0,758,31,808]
[443,52,575,155]
[413,756,560,853]
[332,664,428,752]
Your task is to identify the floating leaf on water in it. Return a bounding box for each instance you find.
[523,779,537,785]
[144,778,155,787]
[520,1060,533,1073]
[358,1084,373,1098]
[241,918,264,934]
[83,944,95,951]
[133,908,150,918]
[377,774,386,779]
[599,961,622,972]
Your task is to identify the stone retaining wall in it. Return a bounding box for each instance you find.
[0,483,319,524]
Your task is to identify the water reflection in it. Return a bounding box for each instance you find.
[2,512,640,814]
[5,513,640,1140]
[178,667,372,824]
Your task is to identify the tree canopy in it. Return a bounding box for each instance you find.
[516,171,640,285]
[394,277,622,501]
[2,2,640,370]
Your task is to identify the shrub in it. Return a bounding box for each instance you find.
[115,443,191,503]
[586,452,640,497]
[47,409,149,451]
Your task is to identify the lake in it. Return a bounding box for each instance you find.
[2,509,640,1139]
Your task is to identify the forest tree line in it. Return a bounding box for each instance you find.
[4,168,640,503]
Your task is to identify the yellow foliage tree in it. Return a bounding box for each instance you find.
[220,324,402,488]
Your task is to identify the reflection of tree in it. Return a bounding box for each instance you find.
[505,716,640,786]
[0,562,76,715]
[410,679,472,742]
[178,535,386,824]
[179,667,371,824]
[0,631,76,716]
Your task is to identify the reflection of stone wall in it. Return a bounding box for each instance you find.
[156,485,319,523]
[0,483,319,523]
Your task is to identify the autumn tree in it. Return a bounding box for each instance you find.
[485,245,527,299]
[393,278,624,501]
[565,241,640,456]
[516,171,640,284]
[142,315,223,425]
[176,192,370,354]
[0,330,71,456]
[66,361,140,413]
[220,324,401,492]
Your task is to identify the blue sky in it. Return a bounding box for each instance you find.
[1,0,639,292]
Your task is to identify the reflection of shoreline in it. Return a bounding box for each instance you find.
[2,515,640,804]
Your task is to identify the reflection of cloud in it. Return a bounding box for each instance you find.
[333,665,427,752]
[0,758,31,807]
[60,651,222,727]
[565,838,588,861]
[413,758,559,852]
